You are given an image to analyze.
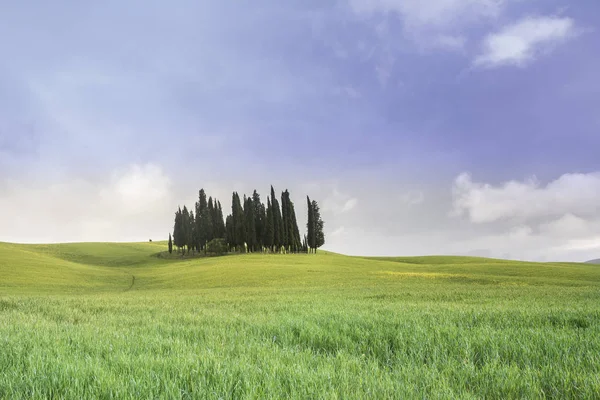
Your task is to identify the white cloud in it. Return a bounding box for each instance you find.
[100,164,171,216]
[474,15,576,68]
[557,236,600,252]
[348,0,503,29]
[345,0,503,84]
[538,214,594,239]
[0,163,173,243]
[452,172,600,223]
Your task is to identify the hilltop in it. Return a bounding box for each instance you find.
[586,258,600,264]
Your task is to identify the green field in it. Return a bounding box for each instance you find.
[1,242,599,399]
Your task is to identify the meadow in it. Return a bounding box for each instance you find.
[1,241,599,399]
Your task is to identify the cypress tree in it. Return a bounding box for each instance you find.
[252,190,264,250]
[271,186,283,251]
[188,210,196,253]
[281,190,301,252]
[288,195,301,252]
[307,196,315,253]
[312,200,325,253]
[216,201,226,239]
[168,233,173,254]
[206,197,215,243]
[281,190,289,250]
[182,206,191,254]
[174,207,184,253]
[225,215,234,250]
[210,197,221,239]
[194,209,201,252]
[231,192,245,251]
[196,189,208,250]
[265,197,274,252]
[244,196,257,252]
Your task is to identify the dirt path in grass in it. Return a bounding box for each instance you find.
[125,275,135,291]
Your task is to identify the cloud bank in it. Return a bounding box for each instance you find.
[0,164,172,243]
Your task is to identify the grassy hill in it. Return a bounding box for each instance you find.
[1,242,599,398]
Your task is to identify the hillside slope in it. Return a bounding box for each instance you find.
[2,242,600,294]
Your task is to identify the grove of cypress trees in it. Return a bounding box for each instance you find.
[171,186,323,256]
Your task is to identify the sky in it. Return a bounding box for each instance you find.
[1,0,599,262]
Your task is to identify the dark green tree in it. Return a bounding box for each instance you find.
[252,190,265,250]
[168,233,173,254]
[205,238,228,256]
[182,206,191,254]
[312,200,325,252]
[271,186,284,251]
[288,195,302,252]
[174,207,185,253]
[216,200,226,239]
[206,197,215,243]
[307,196,315,253]
[195,189,208,250]
[210,198,222,239]
[281,190,289,249]
[244,196,257,252]
[225,215,234,250]
[281,190,301,252]
[188,210,196,253]
[264,197,274,252]
[231,192,245,251]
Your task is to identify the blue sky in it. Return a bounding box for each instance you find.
[1,0,599,261]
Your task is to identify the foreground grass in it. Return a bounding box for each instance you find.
[1,242,599,399]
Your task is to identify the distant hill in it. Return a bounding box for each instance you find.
[585,259,600,264]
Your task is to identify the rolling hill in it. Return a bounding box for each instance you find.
[2,241,599,293]
[1,241,599,398]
